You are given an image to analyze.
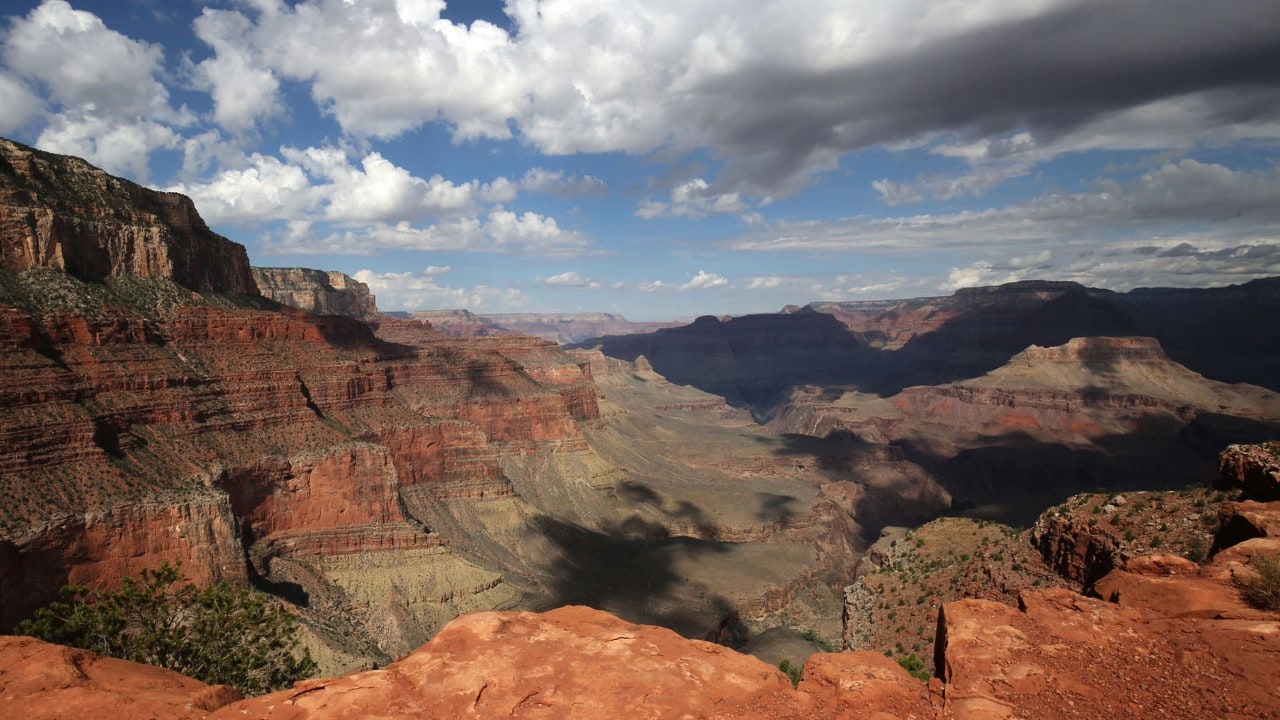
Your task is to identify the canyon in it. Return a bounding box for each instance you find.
[4,442,1278,719]
[2,138,1279,717]
[0,139,870,673]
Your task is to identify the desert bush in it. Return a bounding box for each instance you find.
[779,658,802,687]
[15,563,315,695]
[895,653,931,681]
[1236,551,1280,612]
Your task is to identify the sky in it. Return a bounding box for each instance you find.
[1,0,1279,320]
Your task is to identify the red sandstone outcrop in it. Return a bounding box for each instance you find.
[0,138,256,294]
[1029,510,1121,588]
[208,606,806,720]
[0,635,241,720]
[1217,441,1280,500]
[251,268,378,321]
[936,587,1280,719]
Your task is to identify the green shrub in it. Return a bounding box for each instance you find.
[15,563,315,696]
[1236,552,1280,612]
[779,659,803,687]
[800,629,835,653]
[895,653,931,682]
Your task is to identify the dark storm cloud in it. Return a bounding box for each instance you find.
[699,0,1280,192]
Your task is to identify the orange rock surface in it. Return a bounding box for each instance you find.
[0,636,240,720]
[208,606,806,720]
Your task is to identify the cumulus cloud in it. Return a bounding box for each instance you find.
[353,268,527,312]
[171,144,491,224]
[0,71,42,133]
[281,147,479,222]
[188,8,282,133]
[186,0,1280,195]
[2,0,191,178]
[542,271,602,289]
[169,151,317,224]
[636,178,749,219]
[636,280,665,292]
[34,114,181,180]
[681,270,728,290]
[485,210,590,252]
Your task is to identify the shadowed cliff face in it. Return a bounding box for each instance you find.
[580,280,1280,414]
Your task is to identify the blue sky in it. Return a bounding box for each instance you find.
[2,0,1278,320]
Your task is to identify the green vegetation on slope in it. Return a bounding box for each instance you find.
[16,563,315,695]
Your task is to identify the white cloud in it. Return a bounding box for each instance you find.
[480,176,519,203]
[168,151,317,224]
[542,271,602,289]
[681,270,728,290]
[264,210,590,256]
[188,8,282,133]
[941,262,1024,291]
[295,148,479,221]
[636,280,665,292]
[352,268,528,312]
[424,265,451,275]
[0,71,42,133]
[4,1,178,121]
[745,276,782,290]
[2,0,191,178]
[637,178,749,219]
[35,114,180,180]
[485,209,590,252]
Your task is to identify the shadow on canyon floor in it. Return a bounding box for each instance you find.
[529,513,740,641]
[756,417,1280,530]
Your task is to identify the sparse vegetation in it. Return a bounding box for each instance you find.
[896,653,931,681]
[1235,551,1280,612]
[800,628,836,652]
[779,658,803,687]
[15,563,315,695]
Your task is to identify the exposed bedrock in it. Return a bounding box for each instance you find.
[251,267,378,320]
[0,138,256,294]
[0,299,604,658]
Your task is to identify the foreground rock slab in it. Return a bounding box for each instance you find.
[938,587,1280,719]
[211,606,799,719]
[0,636,240,720]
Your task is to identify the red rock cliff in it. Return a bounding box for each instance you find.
[0,138,256,294]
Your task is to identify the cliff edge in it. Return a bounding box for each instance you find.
[252,267,378,320]
[0,138,256,294]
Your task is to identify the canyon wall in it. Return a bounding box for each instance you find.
[0,138,256,294]
[252,267,378,320]
[13,445,1276,720]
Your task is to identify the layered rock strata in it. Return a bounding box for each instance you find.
[0,138,255,294]
[0,291,600,652]
[252,267,378,320]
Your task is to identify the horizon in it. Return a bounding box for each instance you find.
[2,0,1278,321]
